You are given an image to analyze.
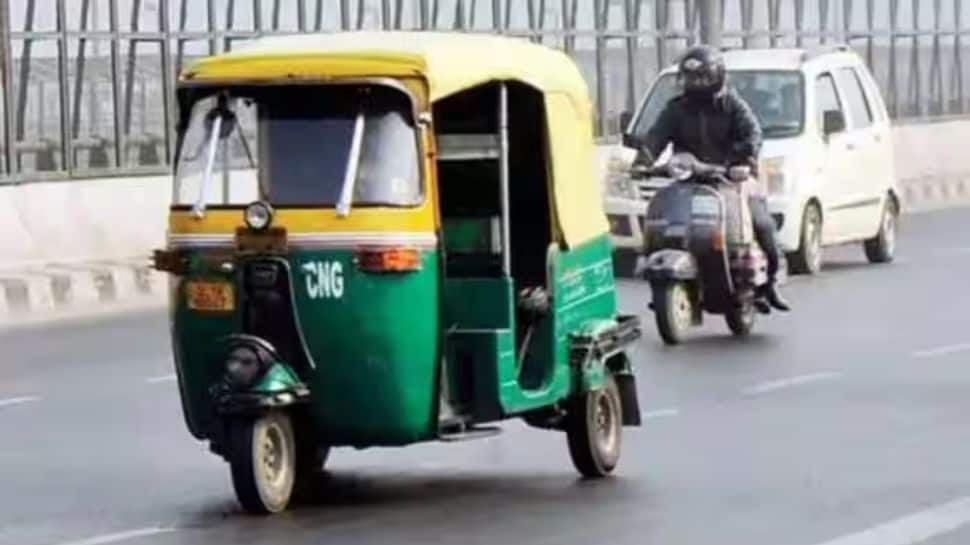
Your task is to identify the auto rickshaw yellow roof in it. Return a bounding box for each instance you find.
[183,31,590,104]
[181,31,608,247]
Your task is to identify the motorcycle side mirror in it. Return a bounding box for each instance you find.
[822,109,846,137]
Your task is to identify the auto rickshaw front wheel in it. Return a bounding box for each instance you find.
[566,375,622,478]
[229,411,296,514]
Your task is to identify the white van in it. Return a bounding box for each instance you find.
[606,46,899,274]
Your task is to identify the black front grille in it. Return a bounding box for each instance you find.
[242,260,309,376]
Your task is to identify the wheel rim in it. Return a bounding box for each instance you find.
[670,283,692,333]
[594,391,618,454]
[741,304,755,327]
[253,417,293,509]
[805,211,822,272]
[882,208,896,256]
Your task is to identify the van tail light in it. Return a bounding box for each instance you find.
[355,247,422,273]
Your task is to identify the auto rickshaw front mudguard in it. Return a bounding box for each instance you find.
[216,363,310,416]
[207,362,309,460]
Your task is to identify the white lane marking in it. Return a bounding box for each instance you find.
[640,408,680,420]
[934,247,970,256]
[144,374,176,384]
[0,396,40,408]
[811,496,970,545]
[912,343,970,359]
[50,527,175,545]
[742,372,841,396]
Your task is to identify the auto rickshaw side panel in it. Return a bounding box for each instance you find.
[288,245,440,446]
[169,256,243,441]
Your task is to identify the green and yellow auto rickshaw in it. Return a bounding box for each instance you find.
[154,31,642,514]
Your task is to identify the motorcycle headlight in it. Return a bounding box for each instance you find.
[761,157,788,195]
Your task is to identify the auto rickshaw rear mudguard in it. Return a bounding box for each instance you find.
[570,317,642,427]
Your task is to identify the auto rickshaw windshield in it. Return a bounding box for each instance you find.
[173,84,422,211]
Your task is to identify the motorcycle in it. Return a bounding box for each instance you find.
[634,153,771,345]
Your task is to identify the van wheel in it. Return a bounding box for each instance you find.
[229,411,296,515]
[788,203,823,275]
[652,281,692,345]
[566,375,622,478]
[725,303,755,337]
[864,199,897,264]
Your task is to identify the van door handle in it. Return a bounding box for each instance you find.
[846,143,857,151]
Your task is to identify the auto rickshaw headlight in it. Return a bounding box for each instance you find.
[224,346,266,389]
[244,201,273,231]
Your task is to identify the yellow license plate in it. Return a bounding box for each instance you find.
[186,281,235,312]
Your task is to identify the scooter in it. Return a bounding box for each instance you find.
[634,153,770,345]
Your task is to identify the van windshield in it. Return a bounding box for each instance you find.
[174,85,421,210]
[631,70,805,140]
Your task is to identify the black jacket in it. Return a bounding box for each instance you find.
[638,89,763,174]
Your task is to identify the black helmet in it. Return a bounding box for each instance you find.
[678,45,726,99]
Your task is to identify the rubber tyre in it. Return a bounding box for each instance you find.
[864,199,898,264]
[788,204,823,275]
[652,281,692,346]
[292,438,331,504]
[725,303,755,337]
[566,375,622,478]
[229,412,297,515]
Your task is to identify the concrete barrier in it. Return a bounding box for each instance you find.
[1,118,969,325]
[0,175,169,325]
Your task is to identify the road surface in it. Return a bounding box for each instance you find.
[2,207,970,545]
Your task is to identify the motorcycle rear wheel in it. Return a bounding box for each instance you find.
[725,303,755,337]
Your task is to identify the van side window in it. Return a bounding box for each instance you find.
[814,73,843,133]
[835,67,874,129]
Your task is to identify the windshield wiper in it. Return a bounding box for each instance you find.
[336,110,366,217]
[192,113,224,218]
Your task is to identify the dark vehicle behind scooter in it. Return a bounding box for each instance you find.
[635,154,770,345]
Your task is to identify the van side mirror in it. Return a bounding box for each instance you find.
[619,111,637,148]
[619,111,633,131]
[822,110,846,136]
[621,132,640,149]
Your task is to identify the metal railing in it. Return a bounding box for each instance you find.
[1,0,969,184]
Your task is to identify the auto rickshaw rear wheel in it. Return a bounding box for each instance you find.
[566,375,622,478]
[229,411,296,514]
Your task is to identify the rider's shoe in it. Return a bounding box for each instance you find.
[762,282,791,312]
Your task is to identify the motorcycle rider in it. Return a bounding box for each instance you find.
[633,44,791,312]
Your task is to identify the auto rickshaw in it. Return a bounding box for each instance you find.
[154,31,642,514]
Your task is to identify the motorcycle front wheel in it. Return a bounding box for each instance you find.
[652,281,693,345]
